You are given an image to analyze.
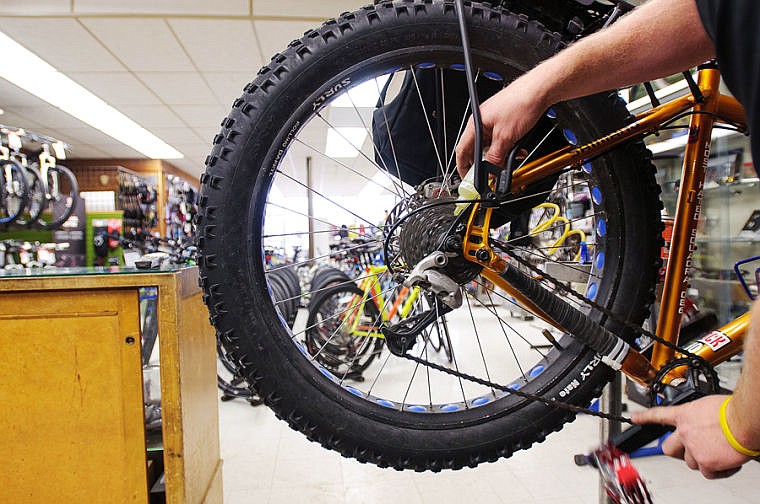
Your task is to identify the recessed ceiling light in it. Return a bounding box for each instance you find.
[0,30,183,159]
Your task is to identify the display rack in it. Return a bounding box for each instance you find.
[65,158,199,239]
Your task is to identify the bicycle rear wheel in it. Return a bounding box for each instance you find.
[198,0,662,470]
[305,283,385,378]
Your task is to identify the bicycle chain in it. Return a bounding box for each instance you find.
[398,351,633,424]
[394,236,709,425]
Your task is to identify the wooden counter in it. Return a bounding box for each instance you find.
[0,266,222,503]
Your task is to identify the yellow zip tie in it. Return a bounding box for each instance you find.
[719,396,760,458]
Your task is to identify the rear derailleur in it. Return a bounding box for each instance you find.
[382,251,460,356]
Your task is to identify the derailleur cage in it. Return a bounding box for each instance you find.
[381,300,453,357]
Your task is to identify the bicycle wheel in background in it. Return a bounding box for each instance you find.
[0,159,28,226]
[217,341,263,405]
[14,164,47,227]
[37,163,78,229]
[305,282,385,378]
[197,1,662,470]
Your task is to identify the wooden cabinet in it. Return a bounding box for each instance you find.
[0,266,222,503]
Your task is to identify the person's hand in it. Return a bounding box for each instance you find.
[632,395,750,479]
[454,74,551,178]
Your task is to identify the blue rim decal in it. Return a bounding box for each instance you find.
[346,386,364,397]
[506,382,521,391]
[450,63,466,71]
[415,62,435,69]
[595,252,605,270]
[597,219,607,237]
[586,282,598,300]
[320,367,337,381]
[563,129,578,145]
[592,186,603,205]
[441,404,460,412]
[407,405,427,413]
[483,71,504,81]
[295,341,308,356]
[528,365,545,378]
[546,108,557,119]
[472,397,490,406]
[582,162,593,173]
[377,399,395,408]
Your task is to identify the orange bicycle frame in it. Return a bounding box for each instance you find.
[468,64,749,386]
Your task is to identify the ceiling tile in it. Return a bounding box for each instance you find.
[74,0,249,16]
[148,127,205,145]
[136,72,218,105]
[203,72,253,105]
[253,20,316,61]
[191,127,220,143]
[0,1,70,15]
[68,72,161,106]
[81,18,194,72]
[0,110,46,131]
[5,106,90,129]
[168,157,204,178]
[168,19,263,73]
[172,142,212,158]
[52,126,129,147]
[0,79,50,107]
[96,143,146,159]
[0,18,124,72]
[170,104,227,128]
[67,144,111,159]
[119,105,185,128]
[252,0,353,18]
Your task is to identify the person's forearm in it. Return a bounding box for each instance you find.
[727,300,760,449]
[526,0,715,109]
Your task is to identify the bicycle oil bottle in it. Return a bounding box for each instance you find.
[454,167,479,216]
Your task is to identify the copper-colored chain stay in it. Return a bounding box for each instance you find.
[492,238,709,384]
[460,203,699,387]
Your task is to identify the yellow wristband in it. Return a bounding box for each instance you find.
[719,396,760,458]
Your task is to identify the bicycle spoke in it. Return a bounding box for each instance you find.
[483,287,527,379]
[266,240,381,275]
[274,169,378,229]
[315,112,391,179]
[264,201,376,242]
[263,226,368,239]
[463,290,496,396]
[410,67,446,178]
[293,136,409,199]
[290,284,392,341]
[344,85,410,200]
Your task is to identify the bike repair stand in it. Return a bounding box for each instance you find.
[599,374,623,504]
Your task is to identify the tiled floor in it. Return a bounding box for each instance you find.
[218,395,760,504]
